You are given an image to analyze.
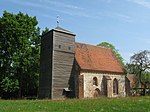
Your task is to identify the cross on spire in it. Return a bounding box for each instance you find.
[57,15,59,27]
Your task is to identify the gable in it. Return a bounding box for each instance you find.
[75,42,125,74]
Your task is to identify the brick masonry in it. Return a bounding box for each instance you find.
[79,71,126,98]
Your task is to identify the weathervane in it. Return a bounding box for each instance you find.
[57,15,59,27]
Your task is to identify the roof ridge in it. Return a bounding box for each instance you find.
[75,42,112,50]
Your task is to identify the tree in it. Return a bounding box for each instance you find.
[130,50,150,95]
[42,27,49,36]
[0,11,40,98]
[0,77,19,99]
[97,42,124,65]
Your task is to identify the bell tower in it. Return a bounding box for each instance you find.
[39,27,76,99]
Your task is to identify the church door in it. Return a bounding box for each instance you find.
[94,88,101,97]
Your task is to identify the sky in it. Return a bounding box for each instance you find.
[0,0,150,63]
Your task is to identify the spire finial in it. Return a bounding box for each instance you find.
[57,15,59,27]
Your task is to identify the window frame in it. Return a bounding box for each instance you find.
[113,78,118,95]
[93,77,98,86]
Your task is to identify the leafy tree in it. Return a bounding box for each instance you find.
[0,77,19,99]
[130,50,150,95]
[42,27,49,36]
[0,11,40,98]
[97,42,124,65]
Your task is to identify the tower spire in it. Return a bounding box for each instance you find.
[57,15,59,27]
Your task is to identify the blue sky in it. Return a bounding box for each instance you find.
[1,0,150,63]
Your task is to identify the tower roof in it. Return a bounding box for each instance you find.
[53,27,75,36]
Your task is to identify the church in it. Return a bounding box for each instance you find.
[38,27,126,99]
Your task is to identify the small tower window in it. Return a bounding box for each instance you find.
[113,78,118,95]
[93,77,98,86]
[68,46,71,50]
[58,45,61,48]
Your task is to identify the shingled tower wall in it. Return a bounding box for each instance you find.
[38,27,76,99]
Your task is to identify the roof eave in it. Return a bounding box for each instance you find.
[52,27,76,36]
[80,69,126,75]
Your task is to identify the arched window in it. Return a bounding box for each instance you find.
[93,77,98,86]
[113,78,118,95]
[101,77,107,96]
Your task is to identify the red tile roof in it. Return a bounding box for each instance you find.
[75,42,125,74]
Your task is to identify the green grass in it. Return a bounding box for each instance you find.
[0,96,150,112]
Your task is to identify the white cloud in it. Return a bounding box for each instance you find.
[11,0,84,10]
[10,0,133,22]
[11,1,47,9]
[105,12,133,23]
[39,0,96,18]
[128,0,150,9]
[42,0,85,10]
[114,13,133,22]
[10,0,94,18]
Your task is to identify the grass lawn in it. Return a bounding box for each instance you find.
[0,96,150,112]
